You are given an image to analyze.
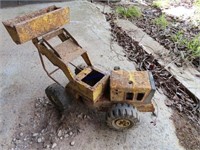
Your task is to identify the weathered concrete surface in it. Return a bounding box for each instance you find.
[116,19,200,101]
[0,1,183,150]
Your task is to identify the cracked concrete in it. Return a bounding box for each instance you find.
[0,1,184,150]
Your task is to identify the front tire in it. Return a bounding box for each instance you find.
[45,83,71,112]
[106,103,139,131]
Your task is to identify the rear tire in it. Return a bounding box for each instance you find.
[106,103,139,131]
[45,83,71,112]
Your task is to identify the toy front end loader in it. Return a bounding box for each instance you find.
[3,5,156,131]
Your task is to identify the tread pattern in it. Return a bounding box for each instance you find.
[45,83,71,112]
[107,103,139,131]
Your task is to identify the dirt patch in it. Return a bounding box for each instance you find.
[172,111,200,150]
[10,96,104,150]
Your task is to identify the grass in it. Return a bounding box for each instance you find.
[186,36,200,57]
[194,0,200,8]
[171,31,186,45]
[116,6,142,18]
[153,15,169,29]
[152,0,183,8]
[171,32,200,58]
[193,0,200,26]
[152,0,170,8]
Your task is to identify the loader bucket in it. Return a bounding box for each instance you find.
[2,5,70,44]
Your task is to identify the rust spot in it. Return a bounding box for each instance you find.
[2,5,70,44]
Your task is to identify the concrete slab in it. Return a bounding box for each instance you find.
[116,19,200,101]
[0,1,183,150]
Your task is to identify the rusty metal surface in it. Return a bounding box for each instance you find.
[92,97,155,112]
[43,29,66,41]
[33,28,90,82]
[110,70,152,102]
[41,28,86,64]
[34,28,154,112]
[3,5,70,44]
[54,39,86,63]
[66,68,155,112]
[3,5,155,113]
[33,37,74,82]
[110,70,151,92]
[66,67,109,103]
[66,69,155,112]
[144,72,156,104]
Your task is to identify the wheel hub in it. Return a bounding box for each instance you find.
[115,119,131,128]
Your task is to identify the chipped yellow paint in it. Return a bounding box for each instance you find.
[67,67,109,103]
[110,70,151,102]
[3,6,70,44]
[93,82,103,102]
[3,6,155,113]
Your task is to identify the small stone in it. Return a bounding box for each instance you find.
[60,137,63,140]
[33,133,38,137]
[41,129,45,133]
[20,132,23,137]
[46,145,50,148]
[164,99,173,106]
[87,115,91,120]
[24,138,27,141]
[64,134,69,138]
[175,62,182,67]
[37,98,42,102]
[77,129,82,133]
[51,143,57,149]
[35,103,39,108]
[16,140,21,144]
[16,137,20,140]
[57,130,62,137]
[70,141,75,146]
[12,138,16,142]
[37,138,42,143]
[19,123,24,127]
[178,104,183,112]
[83,115,87,119]
[45,100,49,104]
[69,132,73,136]
[77,113,83,118]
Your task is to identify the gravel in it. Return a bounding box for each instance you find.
[64,134,69,138]
[32,133,38,137]
[69,131,73,136]
[70,141,75,146]
[57,130,62,137]
[19,132,23,137]
[37,138,42,143]
[51,143,57,149]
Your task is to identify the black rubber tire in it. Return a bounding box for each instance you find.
[106,103,139,131]
[75,63,87,75]
[45,83,71,112]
